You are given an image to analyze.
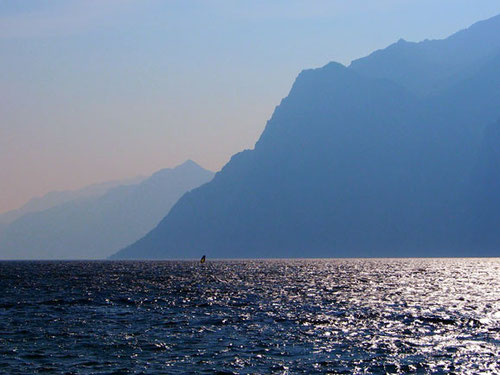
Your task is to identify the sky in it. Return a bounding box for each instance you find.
[1,0,500,213]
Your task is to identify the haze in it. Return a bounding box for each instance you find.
[2,0,500,213]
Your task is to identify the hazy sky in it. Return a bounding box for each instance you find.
[2,0,500,213]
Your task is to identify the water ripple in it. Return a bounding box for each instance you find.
[0,259,499,374]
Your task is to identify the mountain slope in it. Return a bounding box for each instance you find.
[350,14,500,95]
[114,15,500,259]
[0,176,144,228]
[0,161,213,259]
[458,119,500,254]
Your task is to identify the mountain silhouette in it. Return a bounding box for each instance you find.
[350,14,500,96]
[113,15,500,259]
[0,176,144,229]
[0,161,213,259]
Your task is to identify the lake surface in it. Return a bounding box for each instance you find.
[0,259,499,374]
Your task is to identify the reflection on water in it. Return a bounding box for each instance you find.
[0,259,499,374]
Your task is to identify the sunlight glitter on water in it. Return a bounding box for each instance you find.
[0,258,499,374]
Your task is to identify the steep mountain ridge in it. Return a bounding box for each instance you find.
[113,15,500,259]
[350,14,500,95]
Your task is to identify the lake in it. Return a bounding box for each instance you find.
[0,259,499,374]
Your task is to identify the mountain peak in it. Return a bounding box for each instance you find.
[148,161,212,182]
[176,159,200,169]
[349,13,500,95]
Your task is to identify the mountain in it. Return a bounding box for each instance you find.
[0,161,213,259]
[458,119,500,253]
[350,14,500,96]
[113,15,500,259]
[0,176,144,227]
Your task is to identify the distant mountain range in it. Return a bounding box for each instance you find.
[0,161,213,259]
[113,14,500,259]
[0,176,144,229]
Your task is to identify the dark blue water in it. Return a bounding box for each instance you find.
[0,259,499,374]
